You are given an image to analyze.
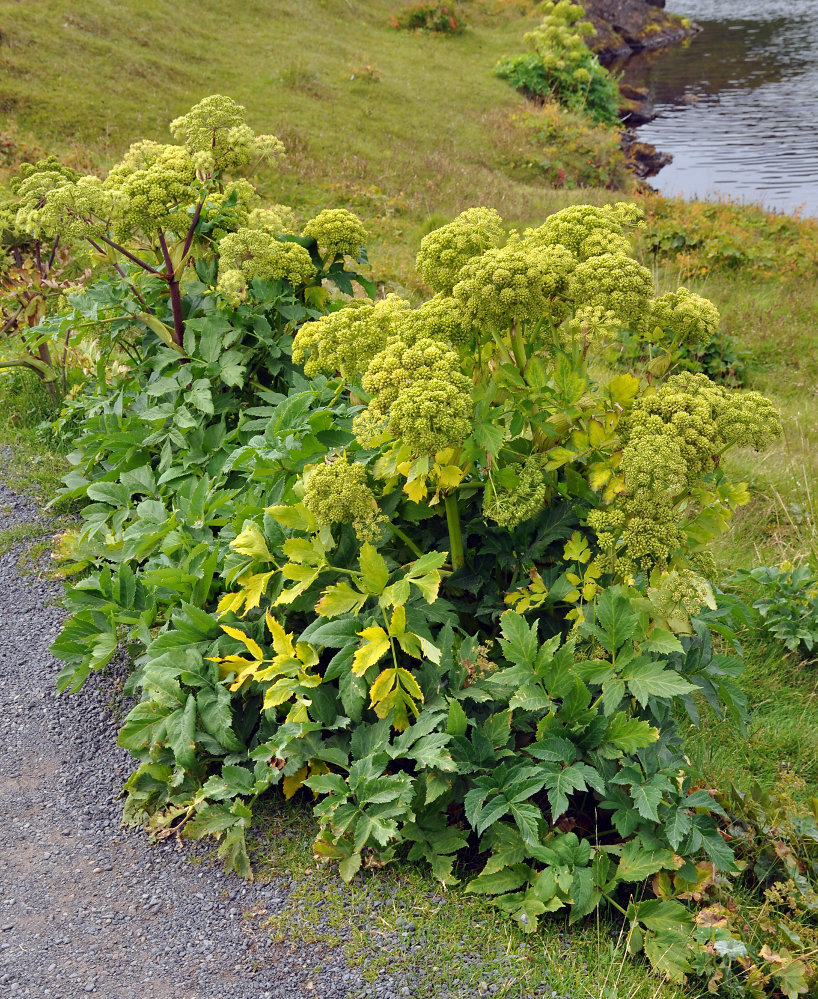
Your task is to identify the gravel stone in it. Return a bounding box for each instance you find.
[0,471,365,999]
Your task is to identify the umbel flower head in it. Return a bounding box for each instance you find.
[302,208,367,260]
[588,372,783,576]
[169,94,284,178]
[416,207,504,295]
[216,229,316,300]
[525,202,644,261]
[20,96,285,249]
[303,455,383,542]
[567,252,654,328]
[6,156,80,243]
[292,294,410,384]
[453,234,574,330]
[356,334,473,456]
[644,287,720,348]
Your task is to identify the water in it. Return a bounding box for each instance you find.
[618,1,818,215]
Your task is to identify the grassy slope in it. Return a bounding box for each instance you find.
[1,2,817,996]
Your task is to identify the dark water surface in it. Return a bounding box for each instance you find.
[620,1,818,215]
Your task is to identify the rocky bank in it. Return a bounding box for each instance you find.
[584,0,701,65]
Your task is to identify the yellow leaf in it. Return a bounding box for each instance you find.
[359,543,389,594]
[283,766,309,800]
[283,536,323,565]
[588,466,612,492]
[410,571,441,604]
[608,373,640,406]
[435,464,465,490]
[217,591,246,617]
[544,446,575,471]
[403,477,428,503]
[315,581,365,618]
[296,642,319,668]
[563,531,590,564]
[602,475,627,504]
[588,420,607,449]
[264,503,317,534]
[369,666,397,705]
[396,631,422,658]
[240,571,275,614]
[396,667,424,702]
[265,612,296,658]
[418,635,441,665]
[352,626,391,676]
[220,624,265,661]
[231,521,272,561]
[389,605,406,637]
[275,564,320,605]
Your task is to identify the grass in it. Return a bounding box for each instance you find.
[251,799,693,999]
[2,2,818,996]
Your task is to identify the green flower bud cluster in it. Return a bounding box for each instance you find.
[217,228,316,299]
[483,456,549,528]
[645,287,720,347]
[589,372,782,575]
[567,252,654,328]
[28,176,112,243]
[453,236,574,330]
[9,159,81,242]
[526,203,643,261]
[169,95,284,178]
[356,335,473,455]
[200,180,262,241]
[650,567,713,616]
[292,294,410,383]
[302,208,367,259]
[247,205,297,235]
[412,294,477,349]
[106,143,196,241]
[416,207,503,295]
[303,455,383,542]
[561,305,621,351]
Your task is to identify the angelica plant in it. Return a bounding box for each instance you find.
[0,157,85,395]
[292,201,781,623]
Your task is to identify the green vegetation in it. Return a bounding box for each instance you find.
[1,3,817,997]
[495,2,622,126]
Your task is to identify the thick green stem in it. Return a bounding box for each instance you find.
[389,524,424,559]
[511,320,527,372]
[444,494,465,571]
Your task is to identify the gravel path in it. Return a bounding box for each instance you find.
[0,481,364,999]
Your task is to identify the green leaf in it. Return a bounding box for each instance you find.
[616,840,677,883]
[622,661,698,708]
[466,866,529,896]
[605,713,659,753]
[773,960,809,999]
[664,807,693,851]
[446,698,468,737]
[498,611,539,666]
[641,628,684,654]
[631,781,665,822]
[165,694,198,770]
[339,851,362,882]
[595,587,639,653]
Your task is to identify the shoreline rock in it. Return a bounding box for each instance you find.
[583,0,701,65]
[620,127,673,180]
